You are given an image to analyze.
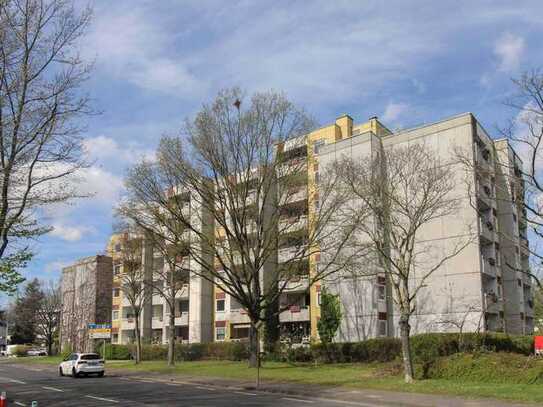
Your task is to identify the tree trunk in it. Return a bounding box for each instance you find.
[47,336,53,356]
[168,304,175,366]
[134,313,141,364]
[399,313,414,383]
[248,321,259,368]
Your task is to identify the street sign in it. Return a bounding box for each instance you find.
[88,323,112,339]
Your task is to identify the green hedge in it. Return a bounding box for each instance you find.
[98,342,250,362]
[97,333,534,364]
[99,344,132,360]
[427,352,543,384]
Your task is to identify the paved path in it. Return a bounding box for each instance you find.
[0,362,533,406]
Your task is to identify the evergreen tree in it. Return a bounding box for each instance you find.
[317,287,342,345]
[9,279,44,344]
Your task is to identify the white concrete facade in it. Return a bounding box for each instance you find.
[318,113,533,341]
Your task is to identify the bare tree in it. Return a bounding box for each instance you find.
[120,88,354,371]
[116,203,191,366]
[114,226,148,364]
[334,143,472,383]
[0,0,93,294]
[496,69,543,287]
[35,280,61,355]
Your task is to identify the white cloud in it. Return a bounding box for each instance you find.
[382,102,409,123]
[494,32,525,72]
[82,135,154,166]
[82,8,204,96]
[50,224,94,242]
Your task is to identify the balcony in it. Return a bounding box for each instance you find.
[173,312,189,326]
[121,318,136,330]
[477,182,494,210]
[229,309,251,324]
[152,317,164,329]
[479,217,496,244]
[279,215,308,233]
[279,306,310,323]
[280,277,310,292]
[481,257,497,277]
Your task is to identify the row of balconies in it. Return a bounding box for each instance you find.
[217,307,311,325]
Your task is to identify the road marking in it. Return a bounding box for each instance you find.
[14,402,26,406]
[196,386,216,391]
[85,395,119,403]
[9,379,26,384]
[234,391,257,396]
[282,397,314,404]
[42,386,64,392]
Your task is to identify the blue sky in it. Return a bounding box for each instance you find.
[3,0,543,301]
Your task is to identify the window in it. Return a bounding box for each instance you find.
[114,243,121,252]
[513,213,517,222]
[112,334,119,343]
[376,276,386,301]
[215,327,226,341]
[377,320,387,336]
[377,285,386,301]
[518,279,522,287]
[317,291,321,306]
[113,288,120,297]
[114,264,122,275]
[179,300,189,313]
[112,310,119,320]
[216,299,225,312]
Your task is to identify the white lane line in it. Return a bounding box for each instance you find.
[196,386,216,391]
[9,379,26,384]
[282,397,315,404]
[42,386,64,392]
[85,395,119,403]
[14,402,26,406]
[234,391,258,396]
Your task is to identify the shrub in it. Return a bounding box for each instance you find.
[98,344,131,360]
[228,341,249,361]
[427,352,543,384]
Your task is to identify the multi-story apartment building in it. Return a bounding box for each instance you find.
[60,255,113,352]
[318,113,533,339]
[107,112,532,346]
[109,193,215,346]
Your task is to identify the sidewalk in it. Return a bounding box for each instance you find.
[108,366,534,407]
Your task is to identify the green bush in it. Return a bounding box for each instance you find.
[98,344,131,360]
[427,352,543,384]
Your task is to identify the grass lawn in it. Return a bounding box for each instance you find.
[3,355,63,365]
[108,359,543,404]
[6,356,543,404]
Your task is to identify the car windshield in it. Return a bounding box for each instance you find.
[81,354,101,360]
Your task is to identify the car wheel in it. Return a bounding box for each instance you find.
[97,372,104,377]
[72,368,79,378]
[59,367,64,377]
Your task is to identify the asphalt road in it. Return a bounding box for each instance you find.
[0,363,391,407]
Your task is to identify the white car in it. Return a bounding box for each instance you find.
[59,353,105,378]
[27,349,47,356]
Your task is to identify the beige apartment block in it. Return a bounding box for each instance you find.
[106,112,532,346]
[318,113,533,340]
[60,255,113,352]
[109,192,214,346]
